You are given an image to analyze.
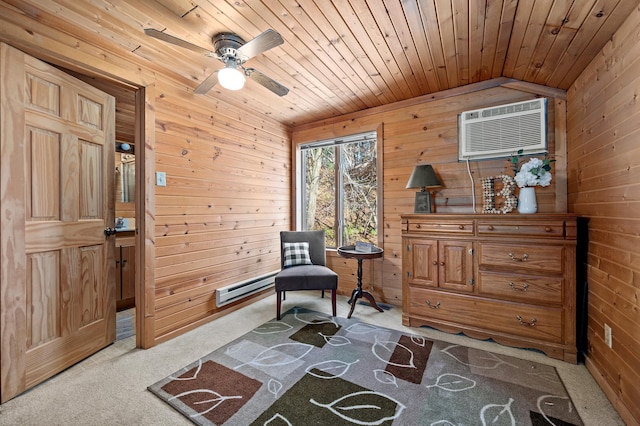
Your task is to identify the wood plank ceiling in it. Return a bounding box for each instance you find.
[7,0,640,127]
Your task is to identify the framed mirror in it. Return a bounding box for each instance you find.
[115,142,135,204]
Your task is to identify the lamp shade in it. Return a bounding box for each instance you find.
[406,165,442,190]
[218,65,245,90]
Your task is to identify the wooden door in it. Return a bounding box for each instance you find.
[0,43,116,402]
[438,240,474,292]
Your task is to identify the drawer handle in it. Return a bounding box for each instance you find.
[416,224,421,229]
[488,225,494,231]
[508,253,529,262]
[426,300,441,309]
[545,227,553,232]
[508,282,529,292]
[458,224,464,230]
[516,315,537,327]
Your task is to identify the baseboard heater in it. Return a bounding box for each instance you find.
[215,270,279,307]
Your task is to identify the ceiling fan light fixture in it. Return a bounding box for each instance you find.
[218,64,245,90]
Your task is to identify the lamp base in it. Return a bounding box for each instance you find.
[414,191,433,213]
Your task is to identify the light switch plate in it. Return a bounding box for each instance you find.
[604,323,612,348]
[156,171,166,187]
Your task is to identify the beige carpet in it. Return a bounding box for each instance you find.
[0,292,624,425]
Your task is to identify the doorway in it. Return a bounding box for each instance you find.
[65,70,141,342]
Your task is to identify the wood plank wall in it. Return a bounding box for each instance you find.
[567,7,640,425]
[293,79,567,304]
[151,75,290,341]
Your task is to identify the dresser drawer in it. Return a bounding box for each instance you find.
[477,271,563,304]
[405,286,563,342]
[478,242,565,273]
[405,220,474,234]
[477,220,566,238]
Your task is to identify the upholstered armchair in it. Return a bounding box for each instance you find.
[275,230,338,320]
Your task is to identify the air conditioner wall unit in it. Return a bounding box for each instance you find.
[458,98,547,161]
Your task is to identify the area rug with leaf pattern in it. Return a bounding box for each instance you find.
[148,307,583,425]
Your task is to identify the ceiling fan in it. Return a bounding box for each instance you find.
[144,28,289,96]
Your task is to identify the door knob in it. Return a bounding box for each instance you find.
[104,227,117,236]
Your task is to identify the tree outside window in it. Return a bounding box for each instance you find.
[301,132,378,248]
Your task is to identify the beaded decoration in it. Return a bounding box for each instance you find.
[481,175,517,214]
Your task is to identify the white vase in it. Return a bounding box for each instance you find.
[518,187,537,214]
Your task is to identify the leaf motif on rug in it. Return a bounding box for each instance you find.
[536,395,579,424]
[344,322,380,335]
[480,397,515,425]
[289,320,342,348]
[305,359,359,379]
[168,358,202,381]
[253,321,293,335]
[293,307,337,325]
[309,390,406,424]
[372,334,416,368]
[384,334,433,384]
[169,389,243,419]
[442,344,519,370]
[148,307,583,426]
[224,340,249,356]
[425,373,477,392]
[319,332,351,346]
[411,335,427,347]
[263,413,292,425]
[234,342,314,370]
[373,369,398,387]
[267,379,282,398]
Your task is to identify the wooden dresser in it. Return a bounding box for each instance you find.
[401,213,577,363]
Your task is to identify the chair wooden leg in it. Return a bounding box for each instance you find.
[331,289,337,317]
[277,291,282,320]
[321,289,325,298]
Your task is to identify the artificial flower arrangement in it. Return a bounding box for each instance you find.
[510,150,554,188]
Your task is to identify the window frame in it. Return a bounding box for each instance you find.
[295,127,383,249]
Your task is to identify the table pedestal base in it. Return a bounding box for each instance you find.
[347,287,383,319]
[346,257,384,319]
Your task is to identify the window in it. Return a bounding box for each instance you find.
[300,131,379,249]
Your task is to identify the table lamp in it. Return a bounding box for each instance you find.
[406,164,442,213]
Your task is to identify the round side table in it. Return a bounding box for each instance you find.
[337,245,384,318]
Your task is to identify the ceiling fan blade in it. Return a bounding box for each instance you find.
[247,69,289,97]
[194,70,220,94]
[144,28,214,56]
[237,29,284,60]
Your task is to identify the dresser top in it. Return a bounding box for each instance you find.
[400,213,577,220]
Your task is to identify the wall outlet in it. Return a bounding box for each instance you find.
[604,323,612,348]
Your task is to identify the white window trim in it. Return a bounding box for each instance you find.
[293,126,384,248]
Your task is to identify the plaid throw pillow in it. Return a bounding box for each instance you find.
[282,242,312,268]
